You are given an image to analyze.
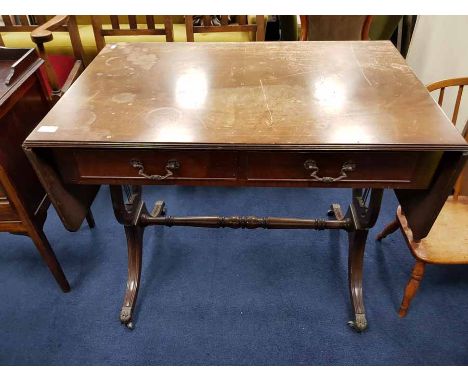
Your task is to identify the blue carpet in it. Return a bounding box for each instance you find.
[0,186,467,365]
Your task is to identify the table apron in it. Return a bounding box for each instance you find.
[51,148,442,189]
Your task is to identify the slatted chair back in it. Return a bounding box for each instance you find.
[460,119,468,198]
[185,15,265,42]
[427,77,468,200]
[0,15,49,31]
[0,16,48,45]
[91,16,174,52]
[427,77,468,126]
[29,15,85,62]
[1,15,84,64]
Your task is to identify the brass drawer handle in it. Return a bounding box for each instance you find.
[130,159,180,180]
[304,160,356,182]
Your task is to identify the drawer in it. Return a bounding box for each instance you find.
[0,199,19,221]
[55,149,238,183]
[246,151,440,188]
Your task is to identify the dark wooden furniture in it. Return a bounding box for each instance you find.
[377,78,468,317]
[91,16,174,53]
[0,46,93,292]
[300,16,373,41]
[23,41,468,331]
[1,15,86,100]
[185,15,265,41]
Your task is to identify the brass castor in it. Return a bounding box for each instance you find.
[347,313,367,332]
[126,321,134,330]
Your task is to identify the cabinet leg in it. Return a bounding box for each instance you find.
[120,224,145,329]
[347,229,369,332]
[28,225,70,292]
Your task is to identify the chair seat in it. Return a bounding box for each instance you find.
[397,196,468,264]
[39,54,76,96]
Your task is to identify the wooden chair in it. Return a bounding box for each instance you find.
[300,16,373,41]
[185,15,265,42]
[377,77,468,317]
[0,16,47,44]
[30,16,85,100]
[1,15,86,100]
[91,16,174,53]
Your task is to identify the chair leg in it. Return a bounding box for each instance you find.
[399,260,425,317]
[376,218,400,241]
[85,209,95,229]
[28,224,71,292]
[453,175,463,201]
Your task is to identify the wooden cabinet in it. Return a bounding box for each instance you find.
[0,47,71,291]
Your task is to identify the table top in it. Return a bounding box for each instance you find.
[25,41,467,151]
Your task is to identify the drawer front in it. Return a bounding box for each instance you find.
[246,151,439,188]
[57,149,238,183]
[53,148,440,188]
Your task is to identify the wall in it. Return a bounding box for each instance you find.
[406,15,468,133]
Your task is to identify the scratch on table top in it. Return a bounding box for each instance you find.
[145,107,183,126]
[352,47,373,87]
[79,110,96,127]
[84,88,98,99]
[112,92,136,104]
[105,57,119,66]
[259,79,273,126]
[281,70,316,79]
[127,53,158,71]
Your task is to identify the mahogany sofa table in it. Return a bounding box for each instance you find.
[23,41,468,331]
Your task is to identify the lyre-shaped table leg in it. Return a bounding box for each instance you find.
[120,225,144,329]
[110,185,146,329]
[346,188,383,332]
[347,229,369,332]
[110,185,167,329]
